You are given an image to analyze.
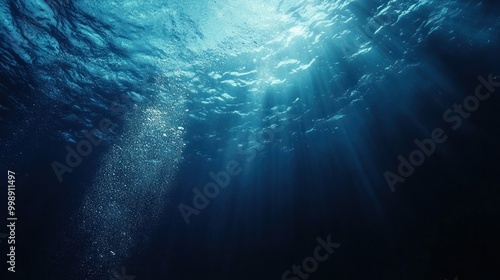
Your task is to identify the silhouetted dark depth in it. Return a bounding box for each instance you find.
[1,0,499,279]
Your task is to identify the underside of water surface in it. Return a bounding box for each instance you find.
[1,0,500,279]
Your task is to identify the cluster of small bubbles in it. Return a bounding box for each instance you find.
[58,73,188,277]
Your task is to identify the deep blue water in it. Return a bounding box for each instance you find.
[1,0,500,279]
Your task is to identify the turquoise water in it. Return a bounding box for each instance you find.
[1,0,499,279]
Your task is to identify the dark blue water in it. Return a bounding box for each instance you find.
[1,0,500,279]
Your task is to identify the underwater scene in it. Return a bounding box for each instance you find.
[1,0,500,279]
